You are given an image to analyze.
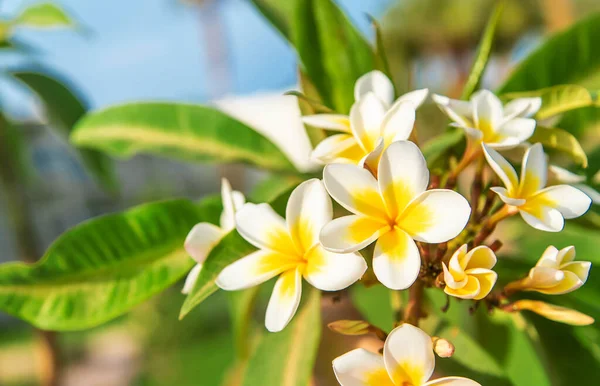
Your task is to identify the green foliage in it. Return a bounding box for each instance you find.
[461,0,505,99]
[0,199,211,331]
[15,2,74,28]
[421,128,465,171]
[502,85,595,120]
[241,288,321,386]
[70,102,296,173]
[12,70,118,192]
[529,125,588,167]
[249,0,294,42]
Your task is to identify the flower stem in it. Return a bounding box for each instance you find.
[445,141,482,188]
[404,280,425,326]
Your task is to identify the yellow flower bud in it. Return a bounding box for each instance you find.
[443,245,498,300]
[505,300,594,326]
[432,336,455,358]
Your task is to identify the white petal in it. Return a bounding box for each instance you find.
[519,143,547,197]
[496,118,536,144]
[378,141,429,217]
[549,165,586,184]
[556,245,576,265]
[184,222,225,264]
[424,376,482,386]
[235,203,297,255]
[561,261,591,283]
[432,94,473,127]
[490,187,526,206]
[354,70,395,106]
[381,101,416,143]
[333,348,389,386]
[485,136,522,150]
[286,179,332,252]
[463,246,497,270]
[319,215,388,253]
[311,133,359,164]
[519,206,564,232]
[442,262,467,290]
[575,184,600,205]
[397,189,471,243]
[526,266,565,288]
[530,185,591,219]
[482,144,519,191]
[373,229,421,290]
[503,97,541,119]
[473,90,503,128]
[458,124,484,141]
[323,164,387,218]
[216,250,298,291]
[359,137,384,176]
[383,324,435,385]
[265,269,302,332]
[220,178,245,231]
[302,114,351,132]
[303,245,367,291]
[398,88,429,109]
[539,271,584,295]
[535,245,560,268]
[182,264,202,294]
[350,92,387,151]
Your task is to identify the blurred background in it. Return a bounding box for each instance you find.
[0,0,599,385]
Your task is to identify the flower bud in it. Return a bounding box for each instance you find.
[432,337,455,358]
[506,300,594,326]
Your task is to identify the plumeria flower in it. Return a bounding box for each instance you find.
[433,90,540,150]
[442,245,497,300]
[216,179,367,332]
[182,178,244,294]
[320,141,471,290]
[505,246,591,295]
[333,323,480,386]
[483,143,591,232]
[549,165,600,205]
[304,70,428,168]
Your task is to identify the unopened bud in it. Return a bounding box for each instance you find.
[328,320,370,336]
[505,300,594,326]
[432,337,455,358]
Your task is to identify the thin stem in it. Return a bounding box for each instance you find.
[404,280,425,326]
[390,290,403,324]
[445,141,482,188]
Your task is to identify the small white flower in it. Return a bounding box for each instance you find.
[320,141,471,290]
[304,70,428,170]
[483,143,591,232]
[333,324,481,386]
[506,246,591,295]
[549,165,600,205]
[433,90,540,150]
[216,179,367,332]
[442,245,498,300]
[182,178,245,294]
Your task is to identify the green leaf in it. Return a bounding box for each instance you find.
[16,2,74,28]
[369,15,394,86]
[227,287,261,360]
[501,85,594,120]
[529,125,588,167]
[241,287,321,386]
[422,128,465,170]
[461,0,505,100]
[0,199,212,331]
[351,284,395,331]
[498,13,600,93]
[71,102,296,173]
[12,70,118,192]
[290,0,374,113]
[179,187,294,319]
[249,0,294,42]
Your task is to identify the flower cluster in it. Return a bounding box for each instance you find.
[183,71,594,385]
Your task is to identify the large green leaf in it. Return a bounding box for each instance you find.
[71,102,296,173]
[0,199,209,331]
[461,0,505,100]
[180,187,293,318]
[501,85,595,120]
[241,287,321,386]
[529,125,588,167]
[12,71,118,192]
[249,0,294,42]
[498,13,600,93]
[15,2,74,28]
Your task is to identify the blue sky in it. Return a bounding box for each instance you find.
[1,0,392,113]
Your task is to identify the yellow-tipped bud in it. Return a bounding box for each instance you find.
[505,300,594,326]
[432,337,455,358]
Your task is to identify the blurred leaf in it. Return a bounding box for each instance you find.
[369,15,394,86]
[249,0,294,42]
[558,105,600,140]
[529,126,587,167]
[241,288,321,386]
[71,102,297,173]
[290,0,374,113]
[297,69,328,147]
[461,0,505,100]
[180,187,294,319]
[0,199,214,331]
[249,174,301,203]
[285,91,334,114]
[498,13,600,92]
[16,2,74,28]
[11,70,118,192]
[351,284,395,331]
[502,85,595,120]
[227,287,260,360]
[328,320,371,336]
[422,128,465,171]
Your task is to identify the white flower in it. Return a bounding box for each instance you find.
[442,245,497,300]
[506,246,591,295]
[320,141,471,290]
[483,143,591,232]
[215,179,367,332]
[182,178,245,294]
[433,90,540,150]
[549,165,600,205]
[333,324,481,386]
[303,70,428,170]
